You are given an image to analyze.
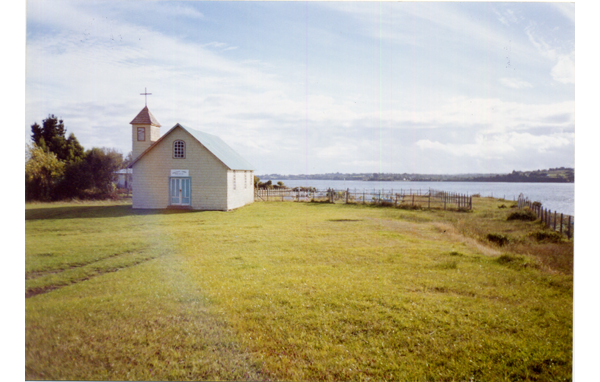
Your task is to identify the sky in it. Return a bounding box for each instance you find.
[25,1,575,175]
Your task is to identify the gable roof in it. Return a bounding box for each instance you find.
[130,106,161,127]
[128,123,254,171]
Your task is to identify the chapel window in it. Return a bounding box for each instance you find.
[233,170,237,190]
[173,140,185,158]
[137,127,145,141]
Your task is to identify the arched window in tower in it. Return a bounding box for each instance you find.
[137,127,145,141]
[173,140,185,158]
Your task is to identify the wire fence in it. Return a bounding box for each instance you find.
[517,193,574,239]
[254,188,472,210]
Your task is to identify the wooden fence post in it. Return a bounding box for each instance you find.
[567,216,571,239]
[560,213,564,235]
[553,211,557,230]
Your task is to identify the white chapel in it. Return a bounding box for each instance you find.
[127,104,255,211]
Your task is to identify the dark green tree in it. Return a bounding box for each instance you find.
[85,147,123,193]
[30,115,84,162]
[55,147,123,199]
[65,133,85,163]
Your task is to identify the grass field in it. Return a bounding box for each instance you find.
[25,198,573,381]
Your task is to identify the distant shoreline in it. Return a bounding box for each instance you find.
[259,179,573,184]
[257,167,574,184]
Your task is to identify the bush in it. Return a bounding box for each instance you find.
[530,230,564,243]
[507,210,538,221]
[487,233,509,246]
[495,254,538,269]
[498,204,507,209]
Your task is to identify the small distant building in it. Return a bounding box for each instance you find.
[114,168,132,190]
[127,105,254,210]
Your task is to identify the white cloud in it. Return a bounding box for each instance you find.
[158,3,204,19]
[525,23,574,85]
[551,54,575,84]
[493,7,521,27]
[499,77,533,89]
[416,131,573,159]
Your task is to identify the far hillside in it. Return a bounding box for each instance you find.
[258,167,574,183]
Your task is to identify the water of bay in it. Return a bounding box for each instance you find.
[268,179,574,216]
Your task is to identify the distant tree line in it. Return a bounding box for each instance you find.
[258,168,574,183]
[464,170,574,183]
[26,115,125,201]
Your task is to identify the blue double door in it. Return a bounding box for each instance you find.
[169,177,191,206]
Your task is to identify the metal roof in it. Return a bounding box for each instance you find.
[182,125,254,170]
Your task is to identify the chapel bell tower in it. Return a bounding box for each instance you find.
[130,89,161,160]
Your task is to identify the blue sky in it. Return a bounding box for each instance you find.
[25,1,575,175]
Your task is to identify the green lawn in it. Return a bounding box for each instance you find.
[25,199,573,381]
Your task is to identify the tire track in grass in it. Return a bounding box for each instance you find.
[26,252,128,280]
[25,251,167,298]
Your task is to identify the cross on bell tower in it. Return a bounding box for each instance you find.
[140,87,152,107]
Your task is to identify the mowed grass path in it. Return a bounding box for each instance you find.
[25,199,572,381]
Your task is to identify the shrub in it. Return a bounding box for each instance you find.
[530,230,564,243]
[495,254,538,269]
[471,193,481,197]
[498,204,507,209]
[397,204,421,210]
[496,254,521,264]
[487,233,509,246]
[507,210,538,221]
[532,201,542,208]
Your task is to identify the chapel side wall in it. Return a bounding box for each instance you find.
[226,170,255,210]
[131,128,228,210]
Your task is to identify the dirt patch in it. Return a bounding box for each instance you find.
[431,222,502,257]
